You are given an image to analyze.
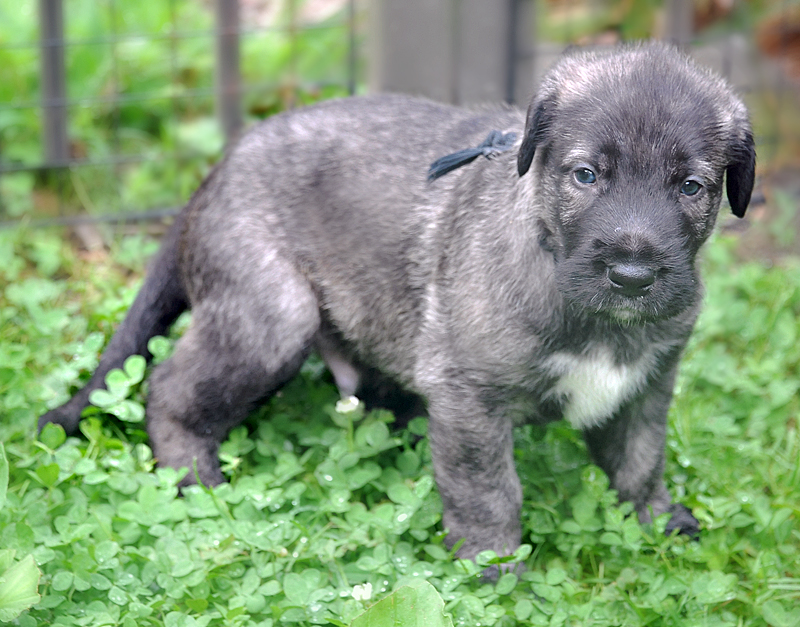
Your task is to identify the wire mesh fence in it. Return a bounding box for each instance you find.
[0,0,797,231]
[0,0,360,227]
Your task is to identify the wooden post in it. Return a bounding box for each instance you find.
[216,0,242,142]
[664,0,693,46]
[369,0,456,103]
[369,0,534,105]
[40,0,69,165]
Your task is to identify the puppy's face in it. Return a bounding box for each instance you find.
[518,44,755,323]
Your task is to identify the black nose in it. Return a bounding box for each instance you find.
[607,263,655,297]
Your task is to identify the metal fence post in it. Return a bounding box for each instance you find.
[39,0,69,165]
[216,0,242,142]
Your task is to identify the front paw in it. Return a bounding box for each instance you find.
[449,535,528,581]
[478,559,526,581]
[39,401,84,436]
[665,503,700,537]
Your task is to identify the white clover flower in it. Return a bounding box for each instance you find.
[351,582,373,601]
[335,395,361,414]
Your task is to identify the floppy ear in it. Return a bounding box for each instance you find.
[725,128,755,218]
[517,95,556,177]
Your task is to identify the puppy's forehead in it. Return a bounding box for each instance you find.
[543,48,742,169]
[560,58,700,111]
[564,43,745,117]
[555,46,703,94]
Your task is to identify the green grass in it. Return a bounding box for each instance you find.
[1,227,799,626]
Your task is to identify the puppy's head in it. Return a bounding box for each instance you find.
[518,42,755,322]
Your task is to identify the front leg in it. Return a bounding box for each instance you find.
[582,365,700,536]
[426,385,523,562]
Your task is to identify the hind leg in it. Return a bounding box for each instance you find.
[146,264,320,486]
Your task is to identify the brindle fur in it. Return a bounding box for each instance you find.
[41,42,755,566]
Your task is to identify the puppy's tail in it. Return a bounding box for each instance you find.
[39,210,190,435]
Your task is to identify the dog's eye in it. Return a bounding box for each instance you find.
[574,168,597,185]
[680,179,702,196]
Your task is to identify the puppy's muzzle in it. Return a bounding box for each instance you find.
[607,262,656,297]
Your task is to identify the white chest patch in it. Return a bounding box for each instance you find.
[541,346,654,430]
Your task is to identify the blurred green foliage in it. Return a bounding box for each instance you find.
[0,0,355,220]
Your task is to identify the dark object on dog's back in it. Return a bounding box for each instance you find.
[427,130,518,181]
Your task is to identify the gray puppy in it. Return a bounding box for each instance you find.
[41,42,755,564]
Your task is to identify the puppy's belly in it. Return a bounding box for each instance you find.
[540,346,654,429]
